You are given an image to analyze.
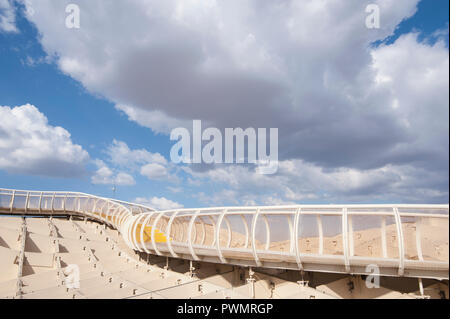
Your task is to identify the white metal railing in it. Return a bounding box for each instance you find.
[1,188,448,280]
[0,188,155,246]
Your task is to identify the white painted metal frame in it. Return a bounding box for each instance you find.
[151,212,167,256]
[188,210,201,260]
[1,188,448,280]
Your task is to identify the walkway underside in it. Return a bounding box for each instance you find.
[1,189,448,297]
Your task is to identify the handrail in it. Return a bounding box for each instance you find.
[0,188,448,280]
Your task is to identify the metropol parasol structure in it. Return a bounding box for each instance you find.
[0,188,448,299]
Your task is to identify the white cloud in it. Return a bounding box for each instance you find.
[90,139,183,186]
[115,172,136,186]
[20,0,449,202]
[185,159,448,205]
[140,163,168,180]
[0,104,89,177]
[91,159,135,186]
[100,139,181,183]
[167,186,183,193]
[134,196,183,210]
[0,0,17,33]
[20,0,422,158]
[106,139,167,170]
[116,104,190,135]
[370,33,449,172]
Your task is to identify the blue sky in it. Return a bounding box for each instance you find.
[0,0,448,209]
[0,3,184,205]
[378,0,448,46]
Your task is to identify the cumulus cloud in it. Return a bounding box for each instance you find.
[0,104,89,177]
[91,159,135,186]
[21,0,425,167]
[134,196,183,210]
[106,139,167,170]
[95,140,180,183]
[185,159,448,205]
[20,0,449,202]
[167,186,183,193]
[116,104,190,135]
[0,0,17,33]
[140,163,168,180]
[370,33,449,172]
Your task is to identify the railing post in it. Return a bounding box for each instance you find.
[188,211,201,260]
[393,207,405,276]
[9,190,15,213]
[381,216,388,258]
[224,216,232,248]
[294,208,303,270]
[51,192,56,214]
[317,215,324,255]
[151,212,166,256]
[63,194,67,213]
[348,214,354,257]
[263,214,270,251]
[200,218,207,246]
[241,214,250,249]
[166,211,180,258]
[251,209,262,267]
[287,214,294,254]
[117,208,129,227]
[140,213,155,255]
[110,205,120,225]
[415,217,424,261]
[209,216,217,247]
[99,200,109,223]
[24,192,30,214]
[93,198,98,214]
[216,209,228,264]
[38,192,43,214]
[342,208,350,273]
[130,214,147,251]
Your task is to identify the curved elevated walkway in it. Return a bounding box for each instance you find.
[1,189,448,283]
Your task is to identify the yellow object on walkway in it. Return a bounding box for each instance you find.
[135,224,168,243]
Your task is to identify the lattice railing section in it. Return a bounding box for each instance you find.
[1,189,448,280]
